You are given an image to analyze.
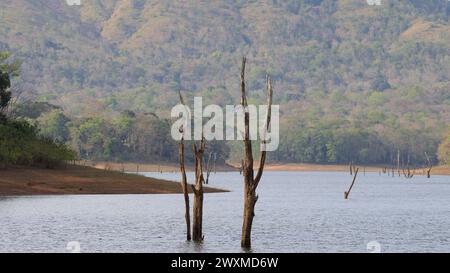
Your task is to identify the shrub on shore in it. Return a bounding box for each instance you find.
[0,119,76,168]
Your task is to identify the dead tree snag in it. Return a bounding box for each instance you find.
[345,168,359,199]
[178,91,191,241]
[425,152,432,179]
[239,57,273,249]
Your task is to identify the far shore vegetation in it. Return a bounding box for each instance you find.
[1,52,76,169]
[1,49,450,174]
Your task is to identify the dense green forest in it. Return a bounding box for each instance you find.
[0,52,75,167]
[1,0,449,165]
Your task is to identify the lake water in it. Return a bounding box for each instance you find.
[0,171,449,253]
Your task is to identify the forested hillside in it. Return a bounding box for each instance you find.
[1,0,450,165]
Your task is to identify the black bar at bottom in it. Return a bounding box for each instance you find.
[0,253,446,272]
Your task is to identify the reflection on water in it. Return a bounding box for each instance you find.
[0,171,449,253]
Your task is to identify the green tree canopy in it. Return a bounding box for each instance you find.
[438,128,450,165]
[0,52,20,118]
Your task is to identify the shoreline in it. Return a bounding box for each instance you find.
[264,163,450,176]
[0,165,228,196]
[88,161,236,173]
[88,161,450,176]
[1,162,448,196]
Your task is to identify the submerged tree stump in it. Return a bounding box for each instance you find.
[425,152,432,179]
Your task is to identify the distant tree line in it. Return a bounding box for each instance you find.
[13,102,230,165]
[274,124,440,166]
[11,99,448,167]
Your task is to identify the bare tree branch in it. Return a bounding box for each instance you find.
[254,75,273,187]
[345,168,359,199]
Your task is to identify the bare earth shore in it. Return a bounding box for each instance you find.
[0,165,227,196]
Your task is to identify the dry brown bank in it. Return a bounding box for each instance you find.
[0,165,227,196]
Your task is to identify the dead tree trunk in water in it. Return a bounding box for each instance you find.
[192,137,206,241]
[349,161,357,176]
[178,91,191,241]
[402,153,415,179]
[179,136,192,241]
[239,57,274,249]
[425,152,432,179]
[345,168,359,199]
[402,164,414,179]
[213,153,217,174]
[177,91,208,242]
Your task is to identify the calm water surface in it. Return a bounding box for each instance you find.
[0,171,449,253]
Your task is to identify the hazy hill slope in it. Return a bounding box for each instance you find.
[0,1,448,123]
[0,0,449,111]
[1,0,449,164]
